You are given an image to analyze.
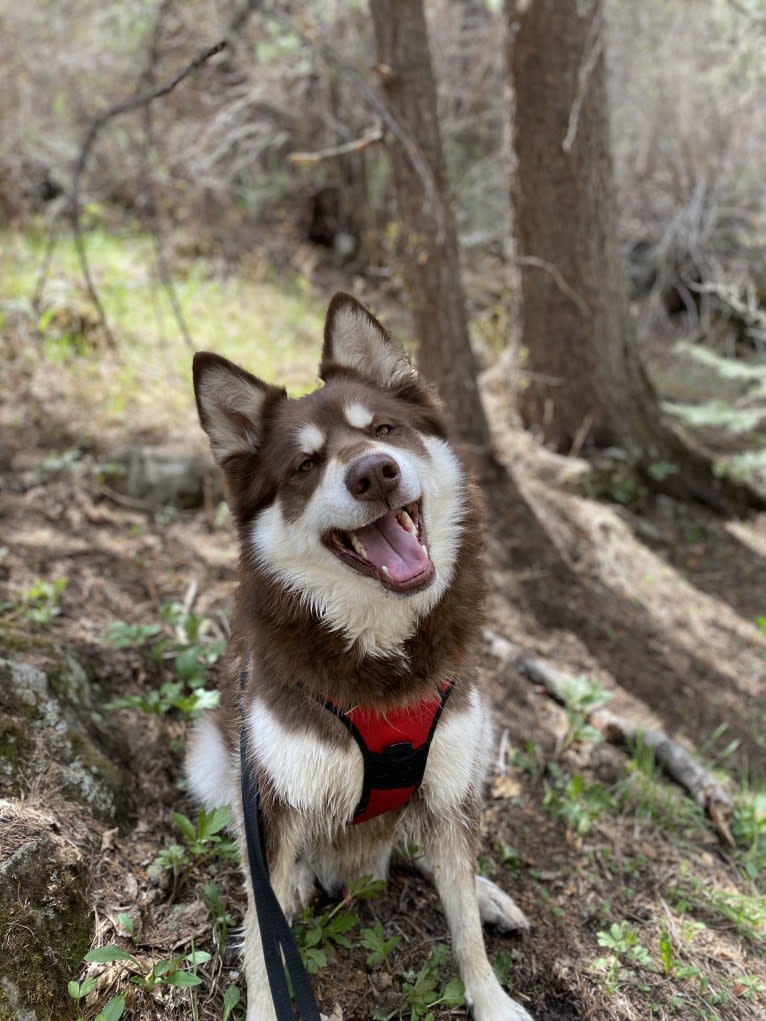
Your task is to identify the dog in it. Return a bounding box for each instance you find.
[186,293,534,1021]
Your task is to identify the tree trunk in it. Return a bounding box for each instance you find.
[507,0,620,451]
[369,0,491,455]
[507,0,765,512]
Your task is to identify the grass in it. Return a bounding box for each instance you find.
[1,223,325,437]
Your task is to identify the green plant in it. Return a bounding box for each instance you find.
[731,787,766,882]
[359,920,401,966]
[116,912,137,943]
[647,460,679,482]
[69,944,209,1019]
[293,875,384,974]
[203,882,237,954]
[492,950,514,991]
[0,577,68,626]
[104,620,162,648]
[616,736,708,838]
[172,806,238,863]
[593,921,653,994]
[559,675,612,751]
[105,599,226,719]
[83,944,211,991]
[68,975,123,1021]
[153,806,238,895]
[222,983,243,1021]
[544,766,614,836]
[509,739,542,778]
[669,863,766,944]
[400,944,465,1020]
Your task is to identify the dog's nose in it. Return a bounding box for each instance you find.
[346,452,401,503]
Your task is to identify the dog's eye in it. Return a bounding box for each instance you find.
[375,424,393,436]
[298,457,316,473]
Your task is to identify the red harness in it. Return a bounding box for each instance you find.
[319,681,454,824]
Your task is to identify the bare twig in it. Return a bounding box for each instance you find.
[268,9,447,243]
[517,255,591,316]
[289,124,384,164]
[71,0,263,347]
[140,0,194,351]
[562,4,605,154]
[31,209,65,316]
[484,630,734,845]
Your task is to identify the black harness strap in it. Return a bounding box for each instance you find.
[239,666,321,1021]
[319,680,455,822]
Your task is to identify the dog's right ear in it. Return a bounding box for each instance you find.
[193,353,285,465]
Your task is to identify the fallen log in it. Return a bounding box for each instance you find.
[484,630,734,846]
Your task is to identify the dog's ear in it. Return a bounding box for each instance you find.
[193,353,285,464]
[320,292,416,388]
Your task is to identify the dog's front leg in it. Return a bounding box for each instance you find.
[422,818,535,1021]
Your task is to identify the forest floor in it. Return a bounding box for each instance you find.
[1,243,766,1021]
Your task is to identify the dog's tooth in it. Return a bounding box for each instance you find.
[398,509,417,536]
[381,565,391,577]
[421,544,429,559]
[350,534,368,559]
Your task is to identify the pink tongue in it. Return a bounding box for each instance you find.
[353,511,429,583]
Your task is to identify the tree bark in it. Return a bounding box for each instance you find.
[507,0,621,451]
[506,0,766,512]
[369,0,491,455]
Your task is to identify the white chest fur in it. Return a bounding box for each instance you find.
[248,700,363,823]
[421,687,491,813]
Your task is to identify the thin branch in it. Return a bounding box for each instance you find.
[267,9,447,243]
[484,630,734,845]
[140,0,194,351]
[562,4,605,154]
[31,208,64,316]
[71,0,263,347]
[517,255,591,316]
[289,124,384,164]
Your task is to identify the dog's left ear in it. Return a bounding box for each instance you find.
[320,292,417,389]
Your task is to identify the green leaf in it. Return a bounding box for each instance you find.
[67,980,82,1000]
[95,995,126,1021]
[300,947,328,974]
[223,984,241,1020]
[440,977,466,1007]
[84,945,137,964]
[174,646,206,682]
[172,811,197,842]
[166,970,203,987]
[204,804,232,836]
[185,950,212,965]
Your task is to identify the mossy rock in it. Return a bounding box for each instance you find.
[0,656,133,825]
[0,803,90,1021]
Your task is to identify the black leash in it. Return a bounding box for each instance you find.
[239,666,321,1020]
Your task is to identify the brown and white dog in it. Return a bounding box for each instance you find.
[186,293,534,1021]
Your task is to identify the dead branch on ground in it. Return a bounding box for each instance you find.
[484,630,734,845]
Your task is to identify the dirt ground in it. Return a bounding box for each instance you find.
[1,321,765,1021]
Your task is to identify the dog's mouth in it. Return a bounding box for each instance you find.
[323,500,435,593]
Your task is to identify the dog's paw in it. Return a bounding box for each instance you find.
[469,979,535,1021]
[473,998,535,1021]
[476,875,530,932]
